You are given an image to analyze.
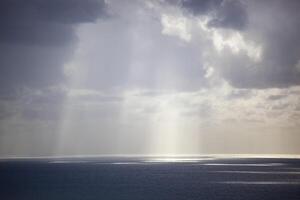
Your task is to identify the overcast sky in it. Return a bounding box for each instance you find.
[0,0,300,157]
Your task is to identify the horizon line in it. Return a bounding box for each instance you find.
[1,154,300,160]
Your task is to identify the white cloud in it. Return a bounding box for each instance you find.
[161,14,192,42]
[196,18,263,62]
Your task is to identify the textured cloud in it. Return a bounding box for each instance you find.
[0,0,106,94]
[181,0,300,89]
[221,0,300,88]
[182,0,247,30]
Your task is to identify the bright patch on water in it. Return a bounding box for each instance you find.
[216,181,300,185]
[202,163,285,167]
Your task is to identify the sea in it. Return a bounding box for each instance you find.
[1,156,300,200]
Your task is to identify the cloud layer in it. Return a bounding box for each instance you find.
[0,0,300,156]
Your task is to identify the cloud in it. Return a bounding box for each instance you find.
[19,87,66,121]
[0,0,106,94]
[0,0,105,46]
[226,89,252,99]
[208,0,248,30]
[65,1,208,92]
[180,0,300,89]
[181,0,247,30]
[181,0,223,15]
[228,0,300,89]
[1,0,300,156]
[268,94,286,101]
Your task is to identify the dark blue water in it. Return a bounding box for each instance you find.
[1,157,300,199]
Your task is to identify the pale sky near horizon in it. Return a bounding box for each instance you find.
[0,0,300,157]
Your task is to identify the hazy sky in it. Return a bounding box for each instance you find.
[0,0,300,157]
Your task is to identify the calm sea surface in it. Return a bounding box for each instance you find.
[1,157,300,199]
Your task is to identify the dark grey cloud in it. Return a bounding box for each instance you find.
[181,0,248,30]
[0,0,105,46]
[180,0,300,89]
[181,0,223,15]
[0,0,106,94]
[208,0,248,30]
[219,0,300,89]
[0,44,72,93]
[268,94,286,101]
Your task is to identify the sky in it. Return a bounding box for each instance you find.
[0,0,300,157]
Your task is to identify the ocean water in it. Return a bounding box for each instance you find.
[1,157,300,200]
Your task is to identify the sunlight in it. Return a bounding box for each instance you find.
[56,48,86,155]
[149,95,186,155]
